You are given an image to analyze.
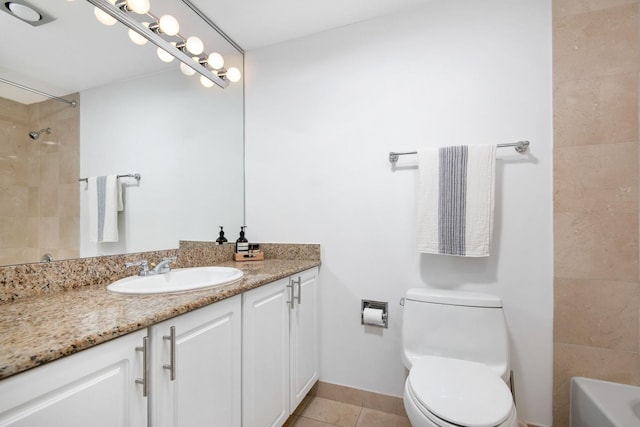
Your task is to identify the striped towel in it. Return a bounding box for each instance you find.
[416,145,496,257]
[88,175,123,242]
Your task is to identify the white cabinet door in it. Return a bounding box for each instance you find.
[0,329,147,427]
[289,267,319,410]
[151,295,241,427]
[242,278,291,427]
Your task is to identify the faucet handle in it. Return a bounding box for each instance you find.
[125,260,149,276]
[126,260,148,267]
[163,256,177,263]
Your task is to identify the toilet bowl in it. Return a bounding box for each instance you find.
[401,288,518,427]
[403,356,518,427]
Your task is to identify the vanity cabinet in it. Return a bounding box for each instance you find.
[0,329,148,427]
[242,267,319,427]
[0,295,242,427]
[0,266,315,427]
[150,294,242,427]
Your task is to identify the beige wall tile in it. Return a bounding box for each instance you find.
[27,218,38,248]
[554,4,639,82]
[554,278,639,350]
[553,0,638,18]
[0,248,37,266]
[1,94,80,265]
[554,211,638,281]
[39,217,59,249]
[27,154,40,187]
[0,217,28,248]
[40,154,59,184]
[0,97,28,122]
[28,187,40,217]
[554,142,638,213]
[58,184,79,219]
[58,215,79,252]
[59,150,79,185]
[553,0,640,425]
[39,182,59,217]
[0,185,28,217]
[553,342,640,426]
[553,73,638,147]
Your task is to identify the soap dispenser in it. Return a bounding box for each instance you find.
[235,226,249,253]
[215,226,228,245]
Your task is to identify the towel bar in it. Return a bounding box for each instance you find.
[79,173,141,183]
[389,141,530,163]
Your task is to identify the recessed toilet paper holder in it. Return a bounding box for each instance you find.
[361,299,388,328]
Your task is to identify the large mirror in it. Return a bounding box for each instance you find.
[0,0,244,266]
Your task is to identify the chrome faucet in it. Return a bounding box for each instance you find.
[125,260,150,276]
[150,257,177,275]
[125,257,177,276]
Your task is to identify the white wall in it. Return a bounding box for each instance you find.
[80,67,244,256]
[245,0,553,425]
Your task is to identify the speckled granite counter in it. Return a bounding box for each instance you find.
[0,258,319,380]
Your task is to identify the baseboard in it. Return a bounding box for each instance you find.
[308,380,407,418]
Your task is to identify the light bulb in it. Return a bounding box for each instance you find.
[125,0,150,14]
[226,67,242,83]
[180,62,196,76]
[207,52,224,70]
[159,15,179,36]
[156,47,174,63]
[128,23,149,45]
[185,36,204,55]
[200,75,214,88]
[94,0,117,26]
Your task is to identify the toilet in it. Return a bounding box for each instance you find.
[401,288,519,427]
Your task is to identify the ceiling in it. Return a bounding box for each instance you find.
[0,0,427,103]
[191,0,428,51]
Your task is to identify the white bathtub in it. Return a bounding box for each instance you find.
[570,377,640,427]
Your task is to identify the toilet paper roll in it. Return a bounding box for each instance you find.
[363,307,385,326]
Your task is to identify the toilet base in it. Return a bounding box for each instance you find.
[403,379,519,427]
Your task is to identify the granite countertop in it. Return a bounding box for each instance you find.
[0,259,320,381]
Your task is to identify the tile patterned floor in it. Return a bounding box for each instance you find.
[284,395,412,427]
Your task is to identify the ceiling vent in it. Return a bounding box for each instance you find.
[1,0,55,26]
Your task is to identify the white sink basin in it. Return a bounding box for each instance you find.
[107,266,244,295]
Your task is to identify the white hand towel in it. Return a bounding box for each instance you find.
[88,175,121,242]
[416,145,496,257]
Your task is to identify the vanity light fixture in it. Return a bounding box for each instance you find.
[86,0,241,89]
[1,0,56,26]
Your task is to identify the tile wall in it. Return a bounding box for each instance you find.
[0,95,80,265]
[552,0,640,425]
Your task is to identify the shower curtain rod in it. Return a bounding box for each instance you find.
[0,77,77,107]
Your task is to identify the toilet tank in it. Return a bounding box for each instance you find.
[402,288,510,381]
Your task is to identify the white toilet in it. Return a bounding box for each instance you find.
[401,288,519,427]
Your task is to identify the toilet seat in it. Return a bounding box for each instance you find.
[407,356,514,427]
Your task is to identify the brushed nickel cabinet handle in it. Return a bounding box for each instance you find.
[292,276,302,305]
[163,326,176,381]
[135,336,149,397]
[286,282,295,309]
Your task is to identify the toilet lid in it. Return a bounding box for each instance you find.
[408,356,513,427]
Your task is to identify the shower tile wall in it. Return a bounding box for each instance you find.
[0,95,79,265]
[553,0,640,425]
